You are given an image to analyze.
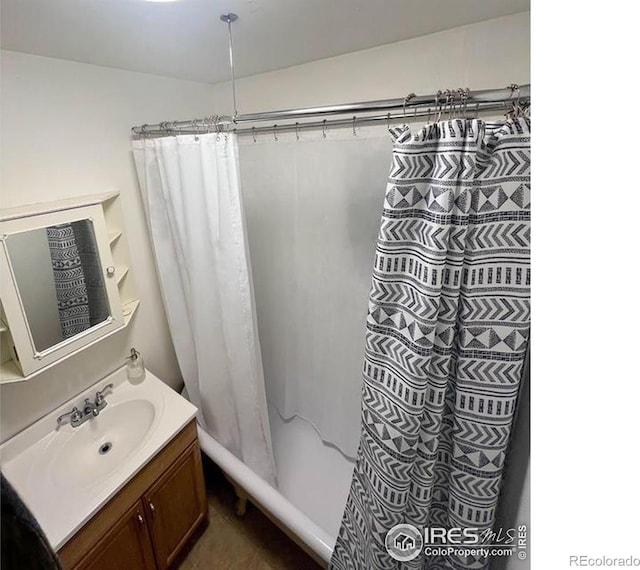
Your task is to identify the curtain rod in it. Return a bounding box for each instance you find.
[131,84,530,137]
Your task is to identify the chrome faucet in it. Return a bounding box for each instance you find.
[56,383,114,428]
[56,407,83,427]
[83,398,101,418]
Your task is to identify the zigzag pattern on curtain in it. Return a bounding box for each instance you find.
[46,223,92,338]
[46,221,109,339]
[330,117,530,570]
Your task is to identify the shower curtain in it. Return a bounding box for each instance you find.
[132,133,277,486]
[238,127,392,458]
[47,223,91,338]
[47,221,109,337]
[330,117,531,570]
[71,220,109,327]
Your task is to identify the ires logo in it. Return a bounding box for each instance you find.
[424,527,483,545]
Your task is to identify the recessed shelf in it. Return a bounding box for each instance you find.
[122,299,140,326]
[115,266,129,285]
[108,231,122,245]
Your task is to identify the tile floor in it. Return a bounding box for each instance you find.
[176,455,323,570]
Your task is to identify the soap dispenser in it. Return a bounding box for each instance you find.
[126,348,145,384]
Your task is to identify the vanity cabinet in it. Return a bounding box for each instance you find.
[75,500,156,570]
[58,420,207,570]
[143,444,207,569]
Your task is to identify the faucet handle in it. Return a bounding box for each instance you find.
[57,407,82,426]
[95,383,113,405]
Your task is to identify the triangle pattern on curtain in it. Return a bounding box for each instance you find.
[330,118,531,570]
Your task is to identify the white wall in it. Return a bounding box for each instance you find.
[0,50,216,441]
[0,11,529,442]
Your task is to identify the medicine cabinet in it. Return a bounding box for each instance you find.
[0,192,139,382]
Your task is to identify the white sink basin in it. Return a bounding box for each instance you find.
[0,367,197,551]
[50,399,156,490]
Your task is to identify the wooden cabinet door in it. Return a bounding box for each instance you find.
[143,444,207,570]
[75,500,156,570]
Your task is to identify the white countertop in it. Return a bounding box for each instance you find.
[0,366,197,550]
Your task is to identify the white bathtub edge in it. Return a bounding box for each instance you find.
[197,426,334,566]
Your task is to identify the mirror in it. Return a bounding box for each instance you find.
[5,220,111,353]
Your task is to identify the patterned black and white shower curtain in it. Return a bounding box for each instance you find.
[70,220,109,327]
[46,221,108,339]
[330,117,530,570]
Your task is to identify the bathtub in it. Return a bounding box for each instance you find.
[197,403,356,566]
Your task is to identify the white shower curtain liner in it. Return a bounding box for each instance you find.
[132,132,276,486]
[238,126,394,458]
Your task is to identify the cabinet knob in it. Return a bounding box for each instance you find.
[136,513,144,525]
[149,501,156,514]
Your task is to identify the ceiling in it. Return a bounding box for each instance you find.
[1,0,530,84]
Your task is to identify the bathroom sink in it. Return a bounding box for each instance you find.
[50,399,156,489]
[0,367,198,550]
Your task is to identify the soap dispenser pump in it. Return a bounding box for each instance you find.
[126,348,145,383]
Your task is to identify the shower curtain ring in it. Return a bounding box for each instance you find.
[461,88,470,118]
[252,127,257,143]
[507,84,521,119]
[447,90,454,119]
[456,88,466,118]
[352,116,357,136]
[295,122,300,141]
[322,119,327,139]
[386,112,391,130]
[403,93,416,119]
[442,90,450,120]
[435,91,443,122]
[273,124,278,142]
